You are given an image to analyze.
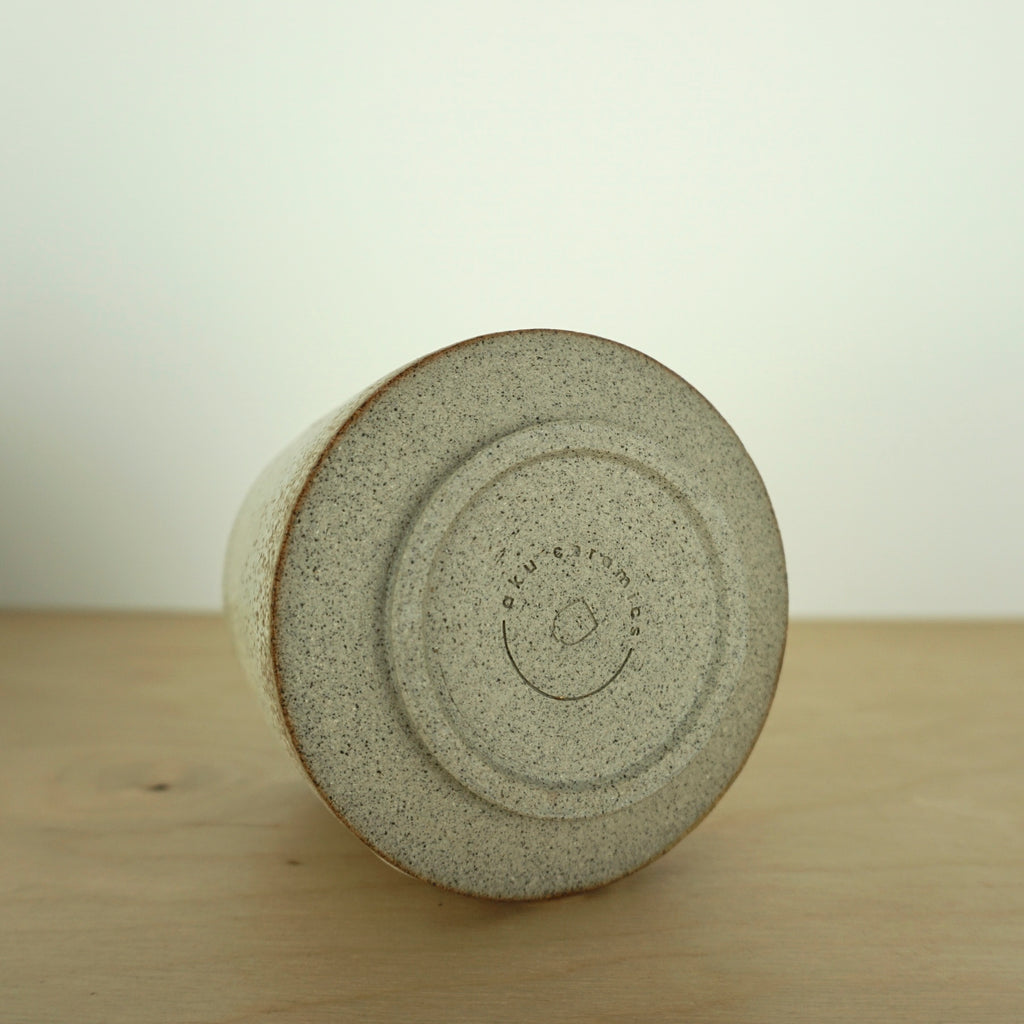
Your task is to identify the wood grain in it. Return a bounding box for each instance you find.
[1,614,1021,1023]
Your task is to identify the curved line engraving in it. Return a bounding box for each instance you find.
[501,619,632,701]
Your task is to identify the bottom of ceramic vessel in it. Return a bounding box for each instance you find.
[261,330,786,898]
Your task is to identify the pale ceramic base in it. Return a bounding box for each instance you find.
[224,329,787,899]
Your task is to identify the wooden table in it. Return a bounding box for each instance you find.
[2,614,1021,1023]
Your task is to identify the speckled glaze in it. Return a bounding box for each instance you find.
[224,330,787,900]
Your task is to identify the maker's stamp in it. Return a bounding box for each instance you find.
[498,542,646,701]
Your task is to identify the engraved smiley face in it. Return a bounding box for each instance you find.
[500,551,638,702]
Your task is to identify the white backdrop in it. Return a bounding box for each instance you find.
[2,2,1021,616]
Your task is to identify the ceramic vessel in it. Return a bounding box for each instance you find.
[224,329,787,899]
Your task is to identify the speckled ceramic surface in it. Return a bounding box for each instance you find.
[224,329,787,900]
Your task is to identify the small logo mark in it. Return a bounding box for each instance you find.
[551,599,598,646]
